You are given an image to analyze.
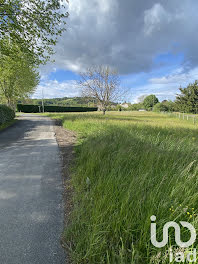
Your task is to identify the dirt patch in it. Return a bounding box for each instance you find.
[54,120,76,263]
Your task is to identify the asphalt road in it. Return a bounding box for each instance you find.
[0,115,66,264]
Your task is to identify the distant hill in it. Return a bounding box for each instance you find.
[19,97,98,107]
[19,97,118,107]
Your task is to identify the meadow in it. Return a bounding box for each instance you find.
[48,111,198,264]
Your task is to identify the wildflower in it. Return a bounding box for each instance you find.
[86,177,91,186]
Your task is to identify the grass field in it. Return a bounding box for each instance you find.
[48,111,198,264]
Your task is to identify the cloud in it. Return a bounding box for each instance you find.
[130,83,177,103]
[150,67,198,85]
[144,3,172,36]
[36,1,198,100]
[39,0,198,75]
[33,66,198,101]
[32,79,81,99]
[130,66,198,103]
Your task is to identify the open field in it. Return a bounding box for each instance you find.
[48,111,198,264]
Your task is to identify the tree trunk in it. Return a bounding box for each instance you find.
[7,98,11,107]
[7,98,16,111]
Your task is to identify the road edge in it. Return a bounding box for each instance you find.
[0,119,18,133]
[53,119,77,264]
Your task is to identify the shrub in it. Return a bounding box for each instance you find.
[128,103,144,111]
[17,104,98,113]
[163,100,177,112]
[0,105,15,125]
[153,101,177,112]
[153,102,168,112]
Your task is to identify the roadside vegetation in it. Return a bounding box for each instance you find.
[0,119,17,131]
[48,111,198,263]
[0,105,15,130]
[0,105,15,131]
[0,0,68,108]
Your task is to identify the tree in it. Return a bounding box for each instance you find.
[0,0,69,64]
[0,42,39,107]
[143,94,159,110]
[175,81,198,114]
[153,103,168,112]
[128,103,144,111]
[78,66,121,114]
[163,100,176,112]
[153,101,176,112]
[137,95,147,103]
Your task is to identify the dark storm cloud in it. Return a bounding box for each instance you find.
[51,0,198,74]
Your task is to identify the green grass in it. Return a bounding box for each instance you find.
[0,119,17,131]
[48,111,198,264]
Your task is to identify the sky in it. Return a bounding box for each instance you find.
[33,0,198,103]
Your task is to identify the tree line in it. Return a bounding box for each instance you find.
[21,97,99,107]
[77,66,198,114]
[127,81,198,114]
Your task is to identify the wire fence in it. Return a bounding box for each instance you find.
[163,112,198,125]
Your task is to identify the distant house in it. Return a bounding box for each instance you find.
[97,103,104,111]
[97,103,118,111]
[109,105,117,109]
[121,103,129,108]
[139,109,146,112]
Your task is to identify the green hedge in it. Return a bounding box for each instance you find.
[0,105,15,125]
[17,104,98,113]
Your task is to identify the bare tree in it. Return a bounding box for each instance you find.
[78,65,121,114]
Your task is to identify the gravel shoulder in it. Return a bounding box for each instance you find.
[54,120,76,263]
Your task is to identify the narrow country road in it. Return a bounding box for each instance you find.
[0,115,66,264]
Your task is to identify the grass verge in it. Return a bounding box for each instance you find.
[48,111,198,264]
[0,119,17,132]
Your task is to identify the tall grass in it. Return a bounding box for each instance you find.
[49,111,198,263]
